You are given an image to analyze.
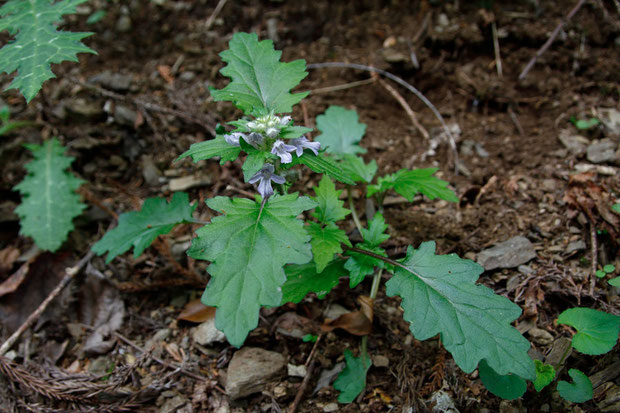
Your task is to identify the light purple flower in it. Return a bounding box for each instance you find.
[271,139,296,164]
[265,127,279,138]
[224,132,245,147]
[290,137,320,156]
[244,132,265,148]
[279,116,292,126]
[248,164,286,198]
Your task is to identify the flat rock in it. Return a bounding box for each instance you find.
[192,319,226,346]
[226,347,285,400]
[598,107,620,135]
[565,240,586,254]
[114,104,139,127]
[587,139,618,164]
[558,130,589,156]
[89,71,133,92]
[64,98,105,122]
[477,236,537,270]
[528,327,554,345]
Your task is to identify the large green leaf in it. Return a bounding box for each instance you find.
[557,308,620,355]
[188,194,315,346]
[478,360,527,400]
[92,192,196,263]
[316,106,367,155]
[385,242,535,380]
[311,175,350,223]
[333,349,371,403]
[289,152,355,185]
[307,222,350,273]
[177,135,241,164]
[280,260,345,304]
[0,0,96,102]
[209,32,308,116]
[368,168,459,202]
[557,369,593,403]
[14,138,85,251]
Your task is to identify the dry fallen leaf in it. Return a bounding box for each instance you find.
[178,299,216,323]
[0,246,20,273]
[322,297,374,336]
[157,65,174,84]
[0,260,31,298]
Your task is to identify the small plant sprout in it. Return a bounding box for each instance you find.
[92,32,543,403]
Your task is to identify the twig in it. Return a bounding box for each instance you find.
[308,62,459,173]
[347,186,364,236]
[376,75,429,140]
[589,220,597,296]
[518,0,587,80]
[288,334,322,413]
[0,251,94,356]
[204,0,229,31]
[508,105,525,135]
[491,22,503,78]
[309,78,376,95]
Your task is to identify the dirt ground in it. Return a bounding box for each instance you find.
[1,0,619,412]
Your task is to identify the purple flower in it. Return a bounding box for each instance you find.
[248,164,286,199]
[224,132,245,147]
[270,139,296,164]
[290,137,320,156]
[244,132,265,148]
[279,116,292,126]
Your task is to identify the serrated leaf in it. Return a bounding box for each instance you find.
[0,0,96,102]
[280,125,313,139]
[289,152,355,185]
[14,138,85,251]
[557,369,593,403]
[361,214,390,247]
[533,360,555,392]
[368,168,458,202]
[345,245,386,288]
[92,192,196,263]
[557,307,620,355]
[341,154,377,183]
[311,175,350,223]
[333,349,371,403]
[209,32,308,116]
[385,242,535,380]
[188,194,315,346]
[177,135,241,164]
[307,222,350,273]
[281,260,345,304]
[478,360,527,400]
[240,141,274,182]
[316,106,367,155]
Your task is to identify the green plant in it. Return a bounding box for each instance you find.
[569,116,600,131]
[0,104,33,136]
[91,32,538,402]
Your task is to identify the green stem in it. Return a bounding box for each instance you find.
[347,185,364,236]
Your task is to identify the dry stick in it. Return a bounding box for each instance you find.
[307,62,459,173]
[0,251,95,356]
[288,334,323,413]
[491,22,503,78]
[376,75,429,140]
[309,78,376,95]
[589,220,598,296]
[518,0,587,80]
[204,0,229,31]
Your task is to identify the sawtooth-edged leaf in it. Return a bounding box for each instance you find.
[341,154,377,183]
[14,138,85,251]
[240,139,275,182]
[345,244,386,288]
[316,106,367,155]
[385,242,535,380]
[557,369,593,403]
[333,349,371,403]
[533,360,555,392]
[289,152,355,185]
[280,125,313,139]
[557,307,620,355]
[209,32,308,116]
[177,135,241,164]
[361,213,390,247]
[0,0,96,102]
[281,260,345,304]
[187,194,315,346]
[478,360,527,400]
[311,175,350,223]
[307,222,351,273]
[368,168,458,202]
[92,192,196,263]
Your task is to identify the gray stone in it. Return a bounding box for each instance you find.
[323,403,339,412]
[518,265,534,274]
[598,107,620,135]
[116,15,132,32]
[178,71,196,82]
[565,240,586,254]
[499,400,525,413]
[587,139,617,164]
[192,319,226,346]
[558,130,589,156]
[225,347,285,400]
[373,355,389,367]
[64,98,104,121]
[89,71,133,92]
[160,395,188,413]
[114,104,139,127]
[141,155,161,186]
[324,303,349,320]
[477,236,537,270]
[528,327,554,345]
[287,364,307,378]
[430,390,459,413]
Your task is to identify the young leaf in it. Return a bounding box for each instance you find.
[188,194,315,347]
[333,349,371,403]
[92,192,196,263]
[344,245,386,288]
[557,369,593,403]
[15,138,85,251]
[368,168,459,202]
[316,106,367,155]
[311,175,350,223]
[341,154,377,183]
[557,308,620,355]
[595,270,606,278]
[361,213,390,247]
[533,360,555,392]
[177,135,241,164]
[609,277,620,287]
[385,242,535,380]
[613,203,620,214]
[289,152,355,185]
[0,0,96,102]
[281,260,345,304]
[478,360,527,400]
[603,264,615,273]
[209,32,308,116]
[307,222,351,273]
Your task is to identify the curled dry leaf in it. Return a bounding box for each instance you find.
[0,260,31,298]
[177,298,216,323]
[0,246,20,273]
[321,296,374,336]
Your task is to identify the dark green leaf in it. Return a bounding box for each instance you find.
[334,350,371,403]
[290,152,355,185]
[177,135,241,164]
[280,125,313,139]
[557,369,593,403]
[609,277,620,287]
[344,245,386,288]
[281,260,345,304]
[361,213,390,247]
[341,154,377,183]
[557,308,620,355]
[307,222,350,272]
[478,360,527,400]
[368,168,458,202]
[311,175,350,223]
[316,106,367,155]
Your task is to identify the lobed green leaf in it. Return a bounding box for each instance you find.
[557,369,593,403]
[316,106,367,155]
[311,175,350,223]
[289,152,355,185]
[557,307,620,355]
[340,154,377,183]
[177,135,241,164]
[478,360,527,400]
[533,360,555,392]
[307,222,350,273]
[368,168,459,202]
[333,350,371,403]
[280,260,345,304]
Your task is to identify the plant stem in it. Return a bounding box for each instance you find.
[347,185,364,236]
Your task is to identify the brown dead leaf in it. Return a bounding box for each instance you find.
[0,259,31,297]
[322,298,374,336]
[157,65,174,84]
[164,342,185,363]
[0,246,20,273]
[271,312,319,338]
[177,299,216,323]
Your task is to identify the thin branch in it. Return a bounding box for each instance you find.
[347,186,364,236]
[376,75,429,140]
[343,245,407,272]
[288,334,322,413]
[518,0,587,80]
[491,22,503,78]
[204,0,228,31]
[310,78,376,95]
